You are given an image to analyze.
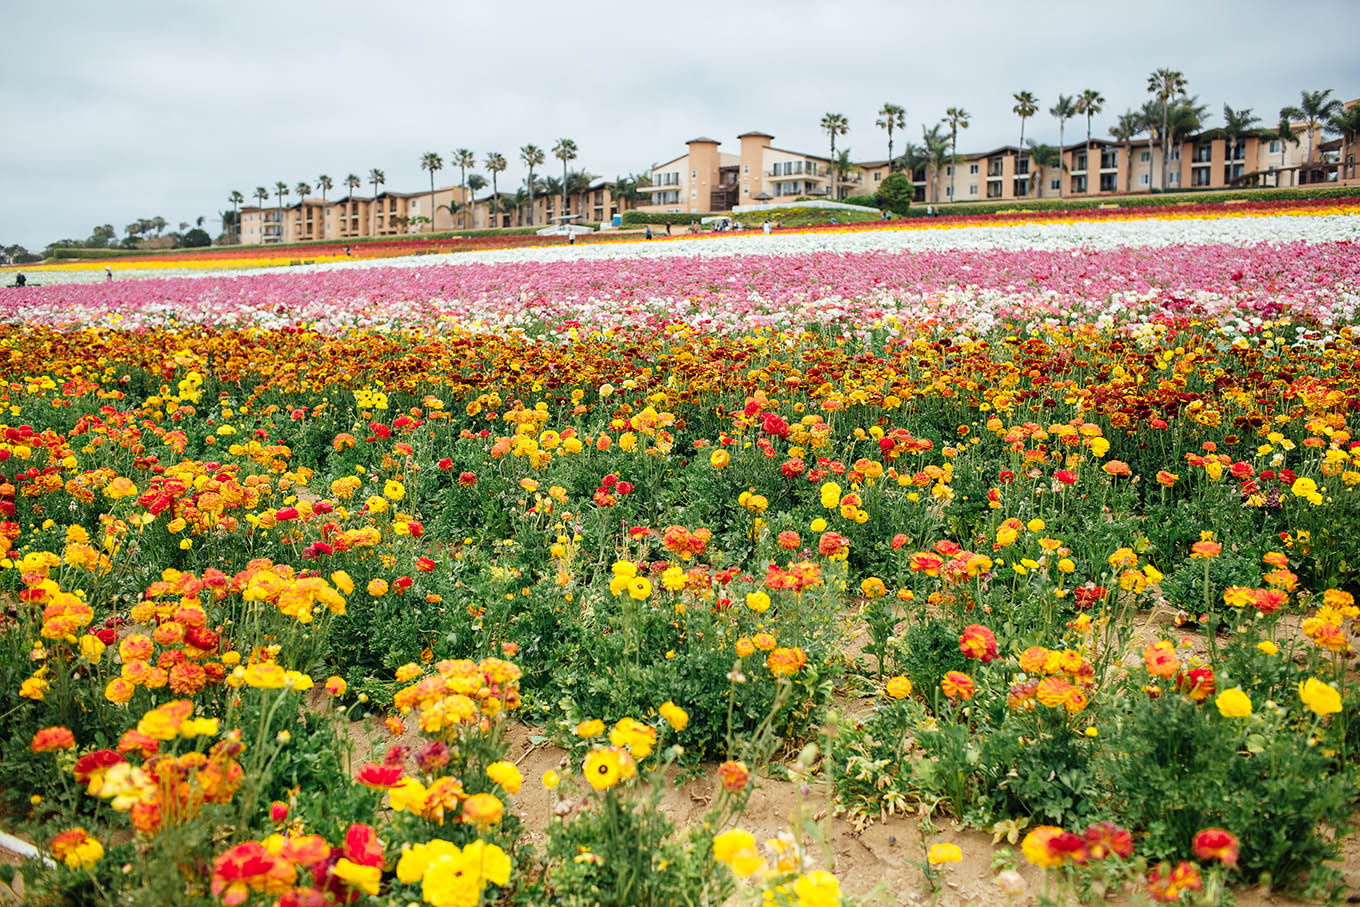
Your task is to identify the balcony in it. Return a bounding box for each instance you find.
[767,169,825,181]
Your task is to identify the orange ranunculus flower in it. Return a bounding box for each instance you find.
[31,726,76,752]
[959,624,998,663]
[1022,826,1085,868]
[1189,540,1222,559]
[941,670,975,701]
[1191,828,1239,868]
[718,759,750,792]
[210,842,297,906]
[51,827,103,870]
[461,792,504,826]
[766,647,807,677]
[1143,641,1180,678]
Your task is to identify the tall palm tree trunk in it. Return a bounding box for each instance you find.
[1057,123,1065,198]
[1161,102,1170,190]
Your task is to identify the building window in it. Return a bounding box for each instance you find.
[1072,151,1087,171]
[690,189,696,198]
[1140,173,1149,185]
[969,185,978,195]
[1269,140,1281,153]
[969,163,978,174]
[1170,148,1180,161]
[743,186,749,194]
[1140,150,1151,163]
[945,186,952,196]
[1051,179,1060,190]
[1193,168,1212,186]
[1100,150,1117,169]
[743,164,749,174]
[1071,175,1087,193]
[874,171,881,181]
[691,169,696,178]
[1099,172,1117,191]
[946,165,953,176]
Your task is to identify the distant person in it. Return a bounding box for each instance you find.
[665,222,672,235]
[568,232,576,245]
[344,245,352,256]
[105,266,112,281]
[762,220,772,235]
[12,273,25,288]
[645,226,653,240]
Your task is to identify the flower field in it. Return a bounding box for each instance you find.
[3,200,1360,905]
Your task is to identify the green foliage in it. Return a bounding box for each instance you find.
[896,618,967,698]
[902,185,1358,217]
[180,228,212,248]
[620,211,715,225]
[875,172,915,215]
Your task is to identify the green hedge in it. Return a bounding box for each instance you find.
[49,248,147,260]
[906,185,1359,218]
[620,211,717,225]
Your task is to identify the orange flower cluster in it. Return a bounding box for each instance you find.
[392,657,522,737]
[1011,645,1096,713]
[72,704,243,835]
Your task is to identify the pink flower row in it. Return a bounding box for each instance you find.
[4,240,1357,334]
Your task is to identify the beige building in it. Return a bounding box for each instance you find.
[638,133,861,214]
[238,180,632,245]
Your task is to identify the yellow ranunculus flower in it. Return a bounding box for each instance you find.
[1215,688,1252,718]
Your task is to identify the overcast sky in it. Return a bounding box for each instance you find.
[2,0,1357,248]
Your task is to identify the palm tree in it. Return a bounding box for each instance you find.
[1027,141,1061,198]
[520,145,545,225]
[833,149,860,196]
[315,176,333,238]
[876,103,906,169]
[1328,104,1360,183]
[1273,117,1302,186]
[294,182,311,237]
[344,173,361,199]
[552,138,579,222]
[941,107,970,203]
[254,186,269,217]
[466,174,488,227]
[1147,69,1187,190]
[452,149,476,228]
[420,152,443,233]
[274,181,288,219]
[1221,104,1260,183]
[1012,91,1039,154]
[1077,90,1105,146]
[484,153,507,227]
[921,125,950,204]
[368,168,385,235]
[1281,89,1343,166]
[228,190,244,243]
[1167,97,1209,149]
[1110,111,1144,193]
[820,113,849,198]
[1076,89,1104,190]
[467,174,489,193]
[1139,100,1162,192]
[1049,95,1076,197]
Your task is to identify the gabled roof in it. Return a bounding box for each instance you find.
[650,153,687,171]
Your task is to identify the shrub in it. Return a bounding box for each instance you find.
[875,173,915,215]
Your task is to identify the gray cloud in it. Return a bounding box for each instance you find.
[2,0,1357,248]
